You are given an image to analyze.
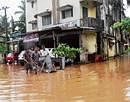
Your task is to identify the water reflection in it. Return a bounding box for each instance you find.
[0,57,130,101]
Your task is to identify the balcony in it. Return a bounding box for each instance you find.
[80,17,104,31]
[80,0,102,7]
[41,17,104,32]
[59,17,103,31]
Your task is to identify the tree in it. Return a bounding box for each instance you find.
[113,18,130,33]
[14,0,26,33]
[0,15,10,34]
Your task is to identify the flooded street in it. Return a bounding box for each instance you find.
[1,56,130,102]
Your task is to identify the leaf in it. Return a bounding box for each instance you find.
[52,43,81,60]
[113,18,130,34]
[14,0,26,33]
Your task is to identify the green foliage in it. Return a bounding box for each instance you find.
[52,43,80,60]
[0,16,10,34]
[14,0,26,33]
[127,47,130,53]
[0,44,6,53]
[123,47,130,55]
[113,18,130,33]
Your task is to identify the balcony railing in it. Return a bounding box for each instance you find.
[41,17,104,32]
[80,17,104,31]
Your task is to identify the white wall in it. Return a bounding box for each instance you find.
[26,0,82,32]
[124,0,130,17]
[37,0,52,13]
[59,0,81,23]
[26,1,38,32]
[37,0,52,30]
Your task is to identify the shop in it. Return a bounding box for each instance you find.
[23,33,39,49]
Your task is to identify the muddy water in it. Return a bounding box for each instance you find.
[0,57,130,102]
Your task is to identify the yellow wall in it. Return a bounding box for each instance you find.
[104,40,116,57]
[88,7,96,18]
[108,45,115,57]
[81,32,96,53]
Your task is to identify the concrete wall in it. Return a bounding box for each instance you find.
[26,1,38,32]
[81,31,97,53]
[104,39,116,57]
[108,45,115,57]
[37,0,52,30]
[59,0,80,24]
[80,31,97,62]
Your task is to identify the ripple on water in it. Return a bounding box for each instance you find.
[0,57,130,102]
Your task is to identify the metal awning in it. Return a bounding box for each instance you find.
[36,11,51,17]
[59,4,73,11]
[23,34,39,43]
[27,0,35,2]
[28,20,37,24]
[23,38,39,43]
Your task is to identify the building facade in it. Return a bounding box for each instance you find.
[25,0,104,62]
[125,0,130,17]
[100,0,126,58]
[25,0,126,62]
[26,0,103,32]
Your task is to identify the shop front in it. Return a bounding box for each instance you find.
[23,33,39,49]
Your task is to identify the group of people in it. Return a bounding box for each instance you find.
[24,45,56,74]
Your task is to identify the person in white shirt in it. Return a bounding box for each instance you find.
[40,46,49,57]
[39,45,55,73]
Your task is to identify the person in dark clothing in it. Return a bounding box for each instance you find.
[32,46,40,64]
[24,49,33,73]
[13,51,19,65]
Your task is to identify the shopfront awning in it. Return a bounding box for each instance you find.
[28,20,37,24]
[23,34,39,43]
[35,11,51,17]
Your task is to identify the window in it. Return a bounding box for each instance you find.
[82,7,88,18]
[42,14,51,26]
[32,23,37,30]
[62,8,73,19]
[128,0,130,5]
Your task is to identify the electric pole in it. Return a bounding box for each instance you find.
[11,16,15,32]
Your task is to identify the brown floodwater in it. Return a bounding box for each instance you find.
[1,56,130,102]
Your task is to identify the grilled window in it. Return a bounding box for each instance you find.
[42,14,51,26]
[62,8,73,19]
[82,7,88,18]
[32,23,37,30]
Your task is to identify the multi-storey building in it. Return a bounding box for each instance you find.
[25,0,126,62]
[100,0,126,58]
[25,0,104,62]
